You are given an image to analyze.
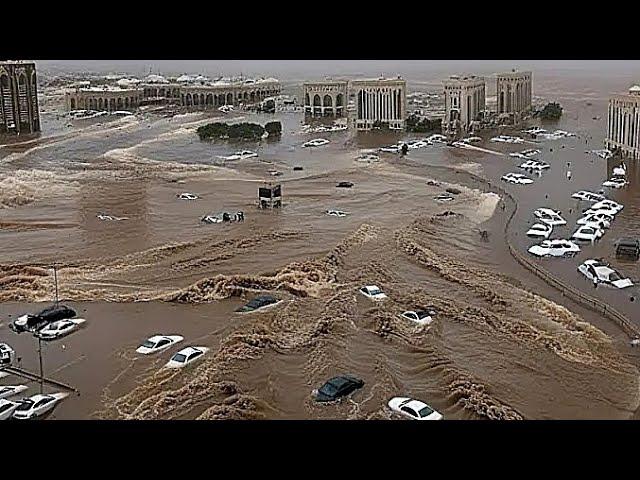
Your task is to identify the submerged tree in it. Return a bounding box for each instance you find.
[265,121,282,137]
[405,114,442,133]
[537,102,563,121]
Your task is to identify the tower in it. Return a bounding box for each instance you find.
[0,61,41,135]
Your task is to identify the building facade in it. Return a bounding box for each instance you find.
[350,77,407,130]
[0,61,40,135]
[497,70,532,115]
[442,75,486,134]
[303,80,348,117]
[65,86,143,111]
[606,85,640,159]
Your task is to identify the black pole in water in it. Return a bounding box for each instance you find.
[38,337,44,394]
[53,264,59,307]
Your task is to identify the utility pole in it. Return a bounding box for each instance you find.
[38,337,44,394]
[53,264,59,307]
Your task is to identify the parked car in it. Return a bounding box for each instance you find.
[578,259,633,289]
[526,223,553,239]
[312,375,364,402]
[590,199,623,213]
[572,225,605,242]
[0,343,15,366]
[0,385,29,400]
[388,397,443,420]
[12,393,68,419]
[571,191,606,203]
[533,208,566,226]
[528,239,580,258]
[136,335,184,355]
[37,318,86,340]
[0,400,20,421]
[359,285,387,301]
[10,305,77,334]
[501,172,533,185]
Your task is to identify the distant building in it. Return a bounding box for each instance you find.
[606,85,640,159]
[442,74,486,135]
[497,70,532,116]
[303,80,348,117]
[350,77,407,131]
[65,85,143,111]
[0,61,40,135]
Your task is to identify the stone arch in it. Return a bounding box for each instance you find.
[336,93,343,107]
[193,94,199,106]
[313,94,321,106]
[206,93,213,106]
[117,98,123,109]
[305,93,310,106]
[98,98,103,110]
[110,98,116,111]
[125,98,130,108]
[200,93,205,106]
[218,94,224,105]
[323,95,333,107]
[226,92,233,104]
[250,91,255,102]
[186,93,192,106]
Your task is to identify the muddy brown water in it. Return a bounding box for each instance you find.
[1,73,640,420]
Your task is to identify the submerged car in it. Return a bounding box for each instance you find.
[407,140,430,149]
[10,305,77,334]
[13,393,68,419]
[0,343,15,366]
[519,160,550,171]
[177,192,199,200]
[526,223,553,239]
[359,285,387,301]
[356,154,380,163]
[572,225,604,242]
[326,209,349,217]
[501,172,533,185]
[336,181,354,188]
[602,177,628,189]
[37,318,86,340]
[313,375,364,402]
[388,397,443,421]
[136,335,184,355]
[578,259,633,289]
[0,400,20,421]
[218,150,258,161]
[434,193,454,202]
[615,238,640,260]
[590,199,623,213]
[571,190,606,203]
[399,309,436,326]
[528,239,580,258]
[165,346,210,369]
[533,208,566,226]
[0,385,29,400]
[302,138,330,148]
[235,295,281,313]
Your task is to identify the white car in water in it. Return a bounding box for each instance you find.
[399,310,435,326]
[0,400,20,421]
[613,163,627,177]
[356,154,380,163]
[325,209,349,217]
[379,145,401,153]
[136,335,184,355]
[218,150,258,161]
[571,190,606,203]
[578,259,633,289]
[528,239,580,258]
[37,318,86,340]
[510,148,541,159]
[0,385,28,400]
[12,393,68,419]
[388,397,443,421]
[533,208,566,226]
[526,223,553,239]
[590,199,623,214]
[518,160,550,171]
[177,192,199,200]
[165,346,210,369]
[490,135,524,144]
[461,136,482,143]
[302,138,330,148]
[426,134,447,143]
[572,225,604,242]
[576,212,613,228]
[359,285,387,301]
[602,177,628,189]
[218,105,234,113]
[501,172,533,185]
[583,207,620,218]
[97,213,128,221]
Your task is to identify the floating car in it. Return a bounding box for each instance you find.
[579,216,611,230]
[407,140,430,149]
[510,148,541,159]
[326,209,349,217]
[13,393,68,419]
[613,164,627,177]
[136,335,184,355]
[293,166,304,171]
[462,136,482,143]
[590,199,623,213]
[490,135,524,144]
[0,400,20,421]
[578,259,633,289]
[336,182,354,188]
[165,346,210,369]
[399,310,435,326]
[572,225,604,242]
[501,172,533,185]
[97,213,128,221]
[583,207,620,218]
[518,160,550,171]
[533,208,566,226]
[0,385,29,400]
[528,239,580,257]
[571,191,606,203]
[379,145,400,153]
[10,305,77,334]
[177,193,199,200]
[312,375,364,402]
[426,134,447,143]
[356,154,380,163]
[37,318,86,340]
[235,295,281,313]
[0,343,15,366]
[388,397,443,421]
[302,138,330,148]
[434,193,454,202]
[615,238,640,260]
[602,177,628,188]
[201,211,243,224]
[359,285,387,301]
[526,223,553,239]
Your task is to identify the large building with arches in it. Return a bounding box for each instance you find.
[497,70,532,116]
[442,74,486,135]
[303,80,348,117]
[65,86,143,112]
[0,61,40,135]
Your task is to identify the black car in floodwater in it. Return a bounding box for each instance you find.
[10,305,77,334]
[235,295,280,313]
[336,182,354,188]
[313,375,365,402]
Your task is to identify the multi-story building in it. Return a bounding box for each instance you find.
[0,61,40,135]
[442,74,485,135]
[496,70,532,116]
[303,80,349,117]
[350,77,407,130]
[606,84,640,159]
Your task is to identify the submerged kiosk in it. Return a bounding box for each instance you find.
[259,183,282,209]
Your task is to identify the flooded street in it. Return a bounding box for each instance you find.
[1,63,640,420]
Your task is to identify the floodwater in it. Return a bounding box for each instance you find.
[1,68,640,420]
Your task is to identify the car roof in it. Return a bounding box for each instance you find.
[28,394,53,402]
[175,346,201,356]
[401,399,429,411]
[364,285,380,290]
[147,335,169,343]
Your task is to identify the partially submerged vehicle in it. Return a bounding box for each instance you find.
[235,295,281,313]
[165,346,210,369]
[572,225,604,242]
[302,138,330,148]
[509,148,541,159]
[578,259,633,289]
[518,160,550,171]
[0,400,20,421]
[356,154,380,163]
[13,392,68,419]
[0,385,29,400]
[176,192,199,200]
[426,134,447,143]
[312,375,364,402]
[399,309,436,326]
[10,305,77,334]
[0,343,15,366]
[37,318,86,340]
[218,150,258,161]
[589,149,613,160]
[571,190,606,203]
[388,397,443,421]
[490,135,524,144]
[201,211,244,224]
[434,193,454,202]
[407,140,430,149]
[602,177,628,189]
[461,136,482,143]
[615,238,640,260]
[526,223,553,239]
[136,335,184,355]
[613,163,627,177]
[326,209,349,217]
[589,199,623,213]
[501,172,533,185]
[218,105,234,113]
[533,208,566,226]
[528,239,580,258]
[97,213,128,221]
[336,182,354,188]
[359,285,387,301]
